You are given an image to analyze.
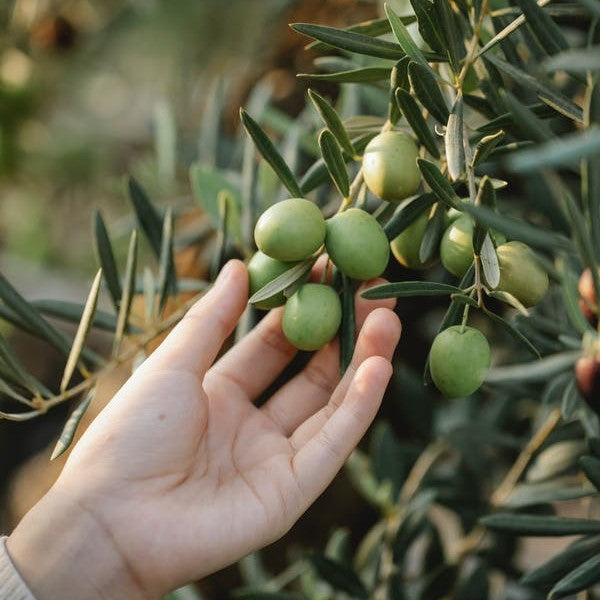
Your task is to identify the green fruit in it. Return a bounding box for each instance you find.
[429,325,491,398]
[362,131,421,203]
[282,284,342,351]
[496,241,548,307]
[247,252,308,310]
[325,208,389,280]
[390,210,437,270]
[440,215,474,278]
[254,198,326,261]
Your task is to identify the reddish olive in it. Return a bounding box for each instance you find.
[496,241,548,308]
[325,208,389,280]
[362,131,421,203]
[282,283,342,351]
[254,198,326,262]
[429,325,491,398]
[578,268,598,326]
[575,356,600,415]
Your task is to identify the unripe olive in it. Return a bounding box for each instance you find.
[578,268,598,326]
[247,251,308,310]
[440,215,474,278]
[325,208,389,280]
[362,131,421,203]
[429,325,491,398]
[496,241,548,308]
[282,283,342,351]
[575,356,600,414]
[390,210,437,270]
[254,198,326,261]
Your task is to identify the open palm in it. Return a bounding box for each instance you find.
[11,260,401,599]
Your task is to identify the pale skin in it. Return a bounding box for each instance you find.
[7,259,401,600]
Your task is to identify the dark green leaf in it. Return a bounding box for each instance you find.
[393,490,437,562]
[127,177,163,258]
[434,0,463,73]
[502,90,554,143]
[449,293,478,307]
[486,351,580,383]
[409,62,450,124]
[419,564,458,600]
[0,332,50,396]
[576,0,600,17]
[445,94,464,181]
[385,4,431,70]
[485,54,584,122]
[454,564,489,600]
[585,79,600,261]
[483,308,540,358]
[340,276,355,376]
[384,193,437,240]
[481,513,600,536]
[60,269,103,392]
[234,592,304,600]
[309,89,355,157]
[299,67,391,83]
[308,553,368,599]
[113,230,138,357]
[291,22,405,60]
[31,300,131,333]
[472,130,505,167]
[580,455,600,490]
[561,378,581,419]
[50,389,94,460]
[240,109,303,198]
[93,210,121,313]
[361,281,463,299]
[318,129,350,198]
[419,203,445,264]
[515,0,568,56]
[249,259,316,305]
[157,207,176,314]
[488,290,529,316]
[417,159,460,209]
[395,89,440,158]
[549,554,600,599]
[409,0,445,55]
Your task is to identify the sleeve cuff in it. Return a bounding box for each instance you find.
[0,536,37,600]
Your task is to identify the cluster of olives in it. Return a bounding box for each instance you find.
[248,198,389,351]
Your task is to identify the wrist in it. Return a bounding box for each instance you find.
[7,485,153,600]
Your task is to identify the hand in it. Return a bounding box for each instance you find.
[7,260,401,600]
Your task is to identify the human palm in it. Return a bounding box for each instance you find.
[10,260,401,599]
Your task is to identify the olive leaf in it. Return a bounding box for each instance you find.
[419,204,446,264]
[93,210,122,313]
[113,230,138,357]
[308,89,355,158]
[549,554,600,599]
[340,275,355,376]
[299,67,391,83]
[385,3,431,71]
[318,129,350,198]
[51,389,94,461]
[127,177,163,258]
[361,282,463,299]
[514,0,568,57]
[409,62,450,125]
[481,514,600,536]
[395,89,440,158]
[249,259,316,305]
[417,159,461,209]
[471,130,506,167]
[384,193,437,240]
[445,94,464,181]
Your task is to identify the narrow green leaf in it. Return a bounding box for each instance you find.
[384,193,438,240]
[417,159,460,209]
[576,0,600,17]
[157,207,176,314]
[584,79,600,261]
[515,0,568,56]
[454,564,489,600]
[210,192,229,281]
[485,54,583,122]
[0,273,70,356]
[234,592,303,600]
[361,281,463,299]
[477,0,552,57]
[51,389,94,460]
[472,130,505,167]
[291,22,405,60]
[299,67,391,83]
[31,300,129,333]
[434,0,463,73]
[502,90,554,142]
[308,553,368,599]
[419,203,445,264]
[409,0,445,55]
[580,455,600,489]
[445,94,464,181]
[318,130,350,198]
[449,293,478,307]
[385,4,430,70]
[409,62,450,124]
[549,554,600,599]
[249,259,316,305]
[308,90,355,157]
[395,89,440,158]
[480,235,500,289]
[488,290,529,316]
[460,203,572,251]
[113,231,138,357]
[127,177,163,258]
[419,564,457,600]
[239,109,303,198]
[93,210,122,313]
[481,513,600,536]
[473,177,496,254]
[486,350,580,383]
[340,275,355,375]
[60,269,103,392]
[483,309,540,358]
[0,332,50,396]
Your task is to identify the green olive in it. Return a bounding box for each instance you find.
[496,241,548,307]
[390,210,437,270]
[429,325,491,398]
[254,198,326,261]
[362,131,421,203]
[282,283,342,351]
[247,251,308,310]
[440,215,474,278]
[325,208,389,280]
